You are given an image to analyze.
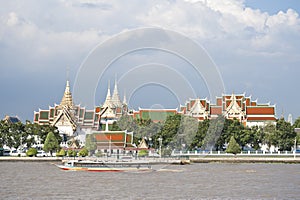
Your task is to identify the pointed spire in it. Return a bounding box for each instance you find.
[112,76,122,107]
[103,80,112,108]
[60,80,74,108]
[123,91,127,105]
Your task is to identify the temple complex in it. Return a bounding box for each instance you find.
[180,93,276,126]
[33,79,276,148]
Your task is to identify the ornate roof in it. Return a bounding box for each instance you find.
[225,93,244,115]
[52,107,77,131]
[188,98,208,116]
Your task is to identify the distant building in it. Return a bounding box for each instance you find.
[91,122,135,155]
[34,79,277,148]
[3,115,21,124]
[180,93,276,127]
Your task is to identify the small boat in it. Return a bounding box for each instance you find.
[55,160,152,172]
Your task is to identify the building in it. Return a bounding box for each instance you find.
[180,93,276,127]
[33,79,127,143]
[90,121,135,155]
[34,78,276,149]
[3,115,21,124]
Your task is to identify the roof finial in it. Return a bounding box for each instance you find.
[123,90,127,105]
[66,66,70,81]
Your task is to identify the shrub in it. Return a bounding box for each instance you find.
[56,149,66,157]
[78,148,89,157]
[138,149,148,157]
[26,148,38,157]
[95,151,103,157]
[68,149,77,157]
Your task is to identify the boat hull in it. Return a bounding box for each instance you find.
[55,161,152,172]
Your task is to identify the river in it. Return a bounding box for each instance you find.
[0,161,299,199]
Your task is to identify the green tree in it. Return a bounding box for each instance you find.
[226,136,241,155]
[154,114,181,149]
[39,125,61,144]
[85,134,97,156]
[43,132,59,156]
[190,119,210,150]
[248,126,263,150]
[175,116,198,150]
[276,118,296,151]
[0,120,9,148]
[203,116,225,151]
[292,117,300,146]
[262,123,277,151]
[110,121,121,131]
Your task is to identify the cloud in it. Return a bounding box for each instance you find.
[0,0,299,120]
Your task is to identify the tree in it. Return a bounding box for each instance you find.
[276,118,296,151]
[43,132,59,156]
[226,136,241,155]
[39,125,61,144]
[175,116,198,150]
[190,119,209,150]
[293,117,300,146]
[85,134,97,156]
[262,123,277,151]
[154,114,181,149]
[203,116,225,151]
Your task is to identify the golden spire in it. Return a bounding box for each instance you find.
[60,80,74,108]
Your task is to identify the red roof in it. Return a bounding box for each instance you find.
[210,107,222,115]
[246,107,275,115]
[247,117,276,121]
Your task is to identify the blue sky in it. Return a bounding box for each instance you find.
[0,0,300,122]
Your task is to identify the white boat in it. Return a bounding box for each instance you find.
[56,160,152,172]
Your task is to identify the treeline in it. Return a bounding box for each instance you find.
[0,120,61,150]
[114,114,300,152]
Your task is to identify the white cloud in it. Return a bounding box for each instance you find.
[0,0,300,120]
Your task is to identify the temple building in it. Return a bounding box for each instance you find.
[3,115,21,124]
[34,78,276,148]
[90,121,135,155]
[180,93,276,127]
[33,79,127,143]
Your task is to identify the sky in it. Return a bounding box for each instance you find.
[0,0,300,122]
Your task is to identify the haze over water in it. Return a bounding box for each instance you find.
[1,162,299,199]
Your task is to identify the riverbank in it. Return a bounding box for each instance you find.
[0,156,62,162]
[189,156,300,164]
[1,156,300,164]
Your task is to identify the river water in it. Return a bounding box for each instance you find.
[0,161,299,199]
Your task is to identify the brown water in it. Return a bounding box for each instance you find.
[0,162,299,199]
